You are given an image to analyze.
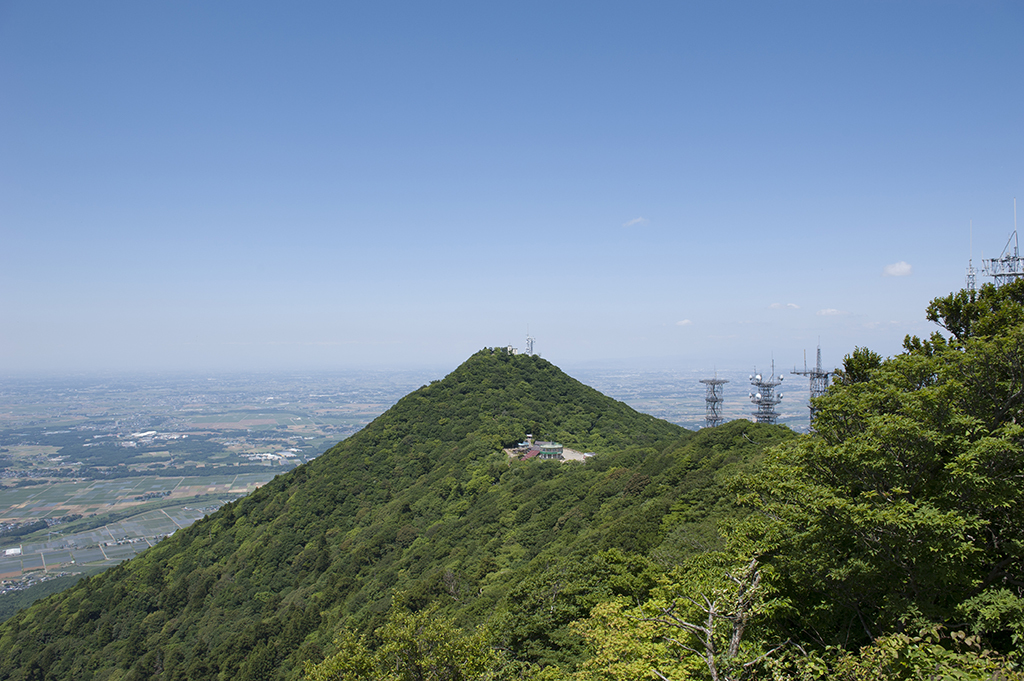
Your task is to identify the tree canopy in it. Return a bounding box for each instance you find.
[0,349,790,680]
[550,282,1024,680]
[6,275,1023,681]
[727,280,1024,671]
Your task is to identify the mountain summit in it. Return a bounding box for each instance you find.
[0,349,786,680]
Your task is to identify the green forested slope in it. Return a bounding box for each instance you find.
[737,281,1024,662]
[0,349,788,680]
[542,284,1024,681]
[7,280,1024,681]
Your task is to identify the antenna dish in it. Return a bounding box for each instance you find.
[750,361,784,424]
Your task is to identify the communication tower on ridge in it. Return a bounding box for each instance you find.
[967,220,977,292]
[792,347,832,425]
[525,334,535,356]
[749,362,783,425]
[699,376,729,428]
[981,199,1023,287]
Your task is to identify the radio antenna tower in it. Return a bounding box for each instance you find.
[525,333,535,355]
[966,220,977,292]
[749,361,783,425]
[792,346,832,425]
[700,375,729,427]
[982,199,1023,287]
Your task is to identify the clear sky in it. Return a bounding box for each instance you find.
[2,1,1022,376]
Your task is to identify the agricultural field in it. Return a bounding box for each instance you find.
[0,473,278,579]
[0,369,436,479]
[0,472,272,526]
[0,370,437,598]
[0,501,239,579]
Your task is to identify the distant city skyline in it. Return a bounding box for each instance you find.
[2,2,1022,375]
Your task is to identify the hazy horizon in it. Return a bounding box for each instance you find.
[0,360,816,434]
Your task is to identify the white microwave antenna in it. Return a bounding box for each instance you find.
[749,360,783,424]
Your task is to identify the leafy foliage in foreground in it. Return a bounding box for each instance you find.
[738,280,1024,654]
[0,349,788,680]
[539,282,1024,680]
[303,603,500,681]
[789,628,1024,681]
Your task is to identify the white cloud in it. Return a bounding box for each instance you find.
[676,319,693,326]
[817,308,843,316]
[883,261,912,277]
[622,217,649,227]
[769,303,800,309]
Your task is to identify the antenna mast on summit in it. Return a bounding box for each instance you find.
[982,198,1024,287]
[967,220,976,292]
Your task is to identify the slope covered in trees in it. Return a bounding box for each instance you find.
[10,276,1019,681]
[743,280,1024,654]
[550,282,1024,680]
[0,349,792,680]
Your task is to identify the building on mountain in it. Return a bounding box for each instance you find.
[535,441,563,460]
[507,436,563,461]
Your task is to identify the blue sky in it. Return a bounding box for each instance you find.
[2,1,1022,375]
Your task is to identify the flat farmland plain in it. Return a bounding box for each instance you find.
[1,472,273,525]
[0,502,250,579]
[0,370,436,589]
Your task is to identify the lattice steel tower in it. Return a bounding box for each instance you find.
[700,376,729,428]
[792,347,832,424]
[982,199,1024,287]
[749,362,783,425]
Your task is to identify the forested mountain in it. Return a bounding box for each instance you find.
[0,349,791,680]
[5,276,1024,681]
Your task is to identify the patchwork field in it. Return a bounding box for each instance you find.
[0,472,281,581]
[0,473,274,525]
[0,370,437,614]
[0,503,228,580]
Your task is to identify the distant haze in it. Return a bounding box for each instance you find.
[2,2,1022,375]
